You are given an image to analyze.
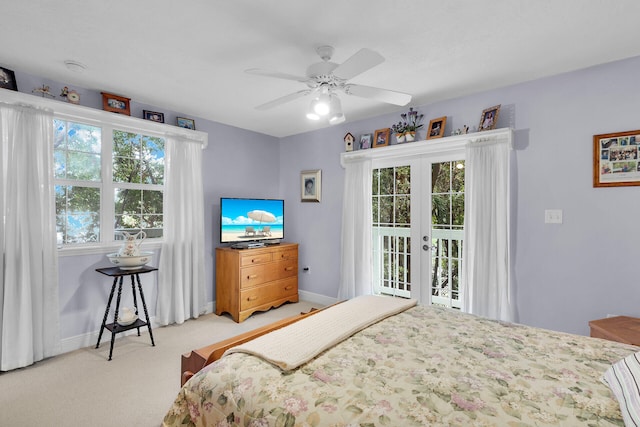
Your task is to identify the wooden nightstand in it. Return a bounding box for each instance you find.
[589,316,640,346]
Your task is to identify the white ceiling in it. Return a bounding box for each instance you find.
[3,1,640,137]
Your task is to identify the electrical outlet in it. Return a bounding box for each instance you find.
[544,209,563,224]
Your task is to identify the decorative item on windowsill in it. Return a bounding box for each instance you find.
[32,85,55,98]
[390,107,424,143]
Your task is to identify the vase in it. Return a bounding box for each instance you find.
[405,131,416,142]
[395,133,405,143]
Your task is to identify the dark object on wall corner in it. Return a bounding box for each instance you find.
[0,67,18,91]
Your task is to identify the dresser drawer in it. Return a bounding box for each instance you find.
[240,277,298,311]
[240,260,297,289]
[273,248,298,262]
[240,252,273,267]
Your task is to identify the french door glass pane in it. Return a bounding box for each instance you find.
[431,160,464,309]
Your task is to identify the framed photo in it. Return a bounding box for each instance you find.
[593,129,640,188]
[427,116,447,139]
[101,92,131,115]
[373,128,390,148]
[177,117,196,130]
[0,67,17,91]
[478,104,500,131]
[359,134,372,149]
[301,169,321,203]
[143,110,164,123]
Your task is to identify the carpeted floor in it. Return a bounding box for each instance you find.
[0,301,317,427]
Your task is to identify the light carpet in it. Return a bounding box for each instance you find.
[0,301,317,427]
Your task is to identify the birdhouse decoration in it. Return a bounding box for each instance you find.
[344,132,355,152]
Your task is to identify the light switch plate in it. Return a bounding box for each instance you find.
[544,209,563,224]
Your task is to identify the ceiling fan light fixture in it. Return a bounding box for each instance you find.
[306,108,320,121]
[328,95,344,125]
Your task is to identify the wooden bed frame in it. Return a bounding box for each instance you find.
[180,306,329,386]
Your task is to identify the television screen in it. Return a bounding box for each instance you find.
[220,198,284,244]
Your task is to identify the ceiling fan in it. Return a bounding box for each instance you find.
[246,46,412,124]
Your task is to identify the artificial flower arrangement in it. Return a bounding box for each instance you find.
[390,107,424,142]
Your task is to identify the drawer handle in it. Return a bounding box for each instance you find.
[251,258,257,263]
[284,267,294,272]
[284,286,293,290]
[247,274,258,279]
[247,296,258,301]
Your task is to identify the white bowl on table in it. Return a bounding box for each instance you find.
[106,251,153,270]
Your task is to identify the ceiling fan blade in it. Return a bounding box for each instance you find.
[332,48,385,80]
[344,84,412,106]
[255,89,312,110]
[245,68,309,83]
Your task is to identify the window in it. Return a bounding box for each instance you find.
[54,120,165,246]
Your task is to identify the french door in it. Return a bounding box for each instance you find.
[372,150,465,308]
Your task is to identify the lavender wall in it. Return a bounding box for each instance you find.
[11,54,640,347]
[280,55,640,336]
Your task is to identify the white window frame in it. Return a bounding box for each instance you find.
[0,89,208,257]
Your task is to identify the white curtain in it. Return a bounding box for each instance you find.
[462,136,514,322]
[156,136,205,325]
[0,103,60,371]
[338,159,373,300]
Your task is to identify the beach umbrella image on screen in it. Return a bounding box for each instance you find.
[247,210,276,223]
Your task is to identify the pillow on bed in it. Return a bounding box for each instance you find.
[603,351,640,426]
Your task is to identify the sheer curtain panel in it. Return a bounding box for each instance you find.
[462,136,514,322]
[156,136,205,325]
[0,103,60,371]
[338,159,373,299]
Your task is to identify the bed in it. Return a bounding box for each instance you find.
[164,295,638,426]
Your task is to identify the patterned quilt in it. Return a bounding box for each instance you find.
[163,305,636,426]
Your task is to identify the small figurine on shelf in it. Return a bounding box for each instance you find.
[32,85,55,98]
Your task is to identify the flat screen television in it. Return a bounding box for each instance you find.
[220,197,284,244]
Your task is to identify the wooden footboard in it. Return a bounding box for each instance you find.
[181,307,328,386]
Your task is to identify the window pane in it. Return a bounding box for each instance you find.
[55,185,100,244]
[53,120,101,181]
[114,188,163,238]
[113,131,165,185]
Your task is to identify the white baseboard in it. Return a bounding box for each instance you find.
[60,294,333,355]
[298,290,338,307]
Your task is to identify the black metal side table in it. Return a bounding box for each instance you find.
[95,266,157,360]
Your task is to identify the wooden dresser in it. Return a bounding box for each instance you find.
[215,243,298,322]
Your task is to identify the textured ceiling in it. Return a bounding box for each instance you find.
[2,1,640,137]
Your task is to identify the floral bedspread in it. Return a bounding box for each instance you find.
[163,305,636,426]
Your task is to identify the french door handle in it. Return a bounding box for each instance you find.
[423,235,435,251]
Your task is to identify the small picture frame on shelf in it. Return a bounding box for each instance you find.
[427,116,447,139]
[101,92,131,115]
[0,67,18,91]
[359,134,372,149]
[301,169,321,203]
[593,129,640,188]
[478,104,501,131]
[177,117,196,130]
[373,128,390,148]
[143,110,164,123]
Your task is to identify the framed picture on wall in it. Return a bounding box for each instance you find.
[593,129,640,188]
[478,105,500,131]
[427,116,447,139]
[101,92,131,115]
[373,128,390,148]
[143,110,164,123]
[177,117,196,130]
[301,169,321,202]
[0,67,18,91]
[359,134,372,149]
